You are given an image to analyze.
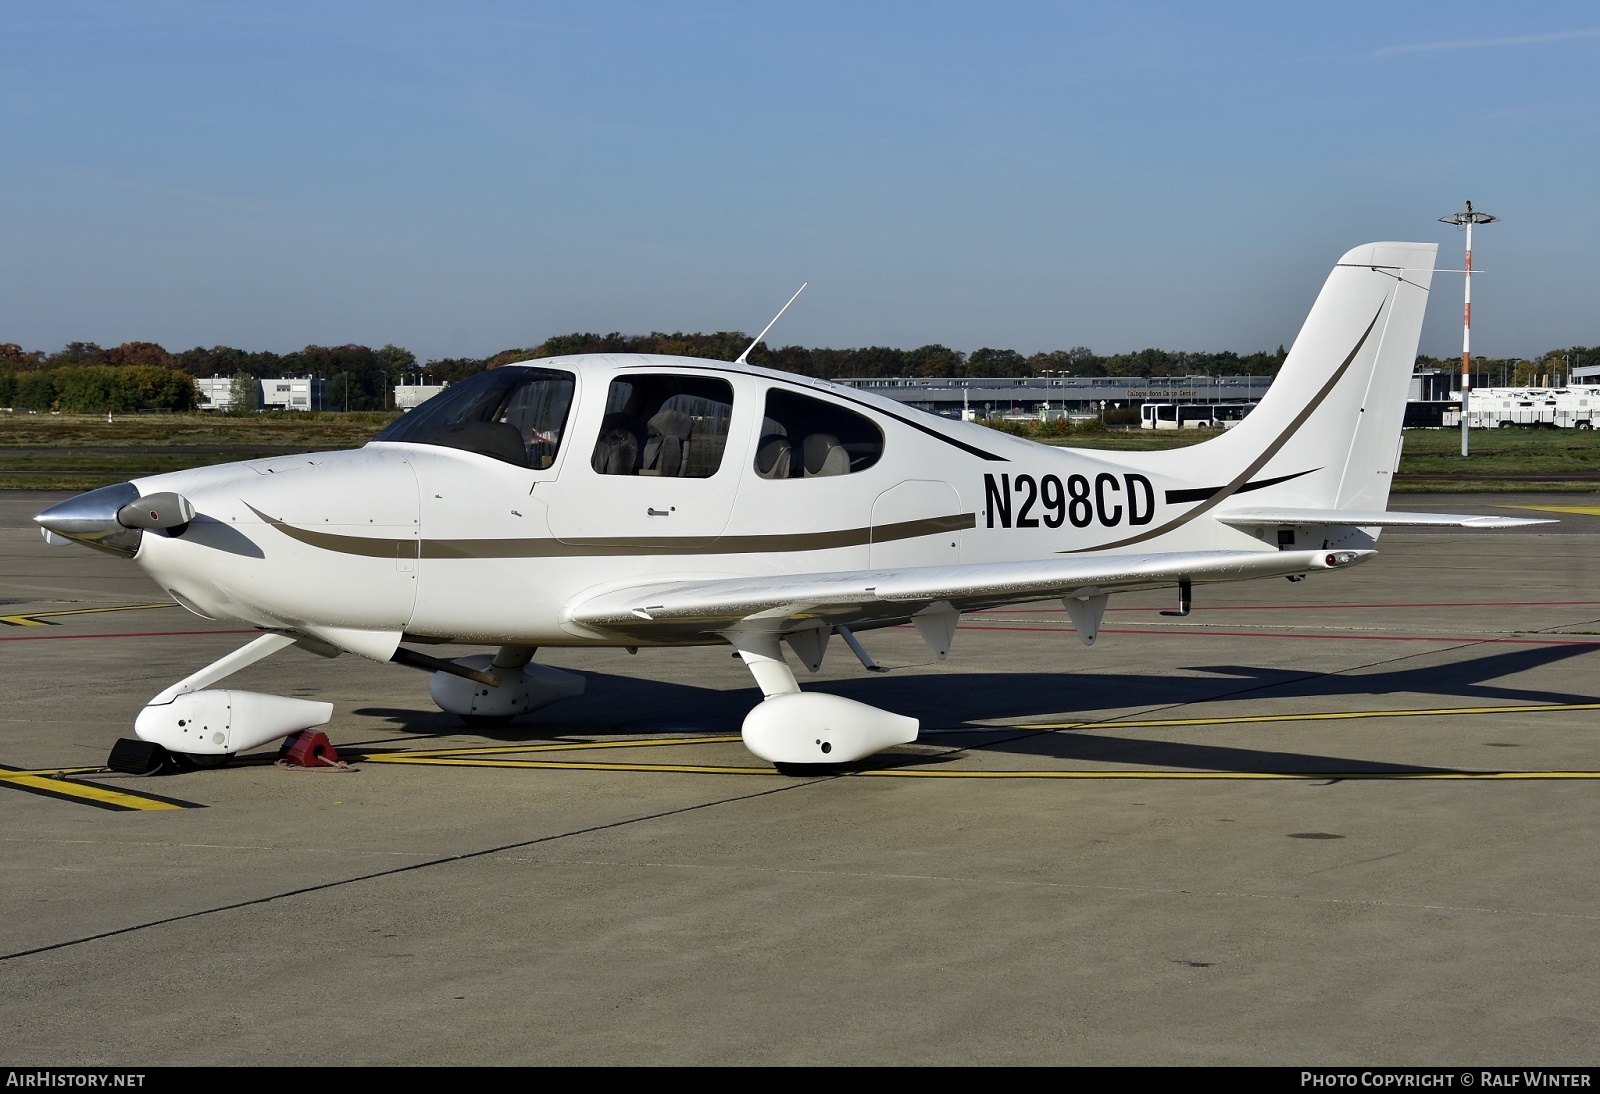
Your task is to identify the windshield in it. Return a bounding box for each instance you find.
[372,367,575,469]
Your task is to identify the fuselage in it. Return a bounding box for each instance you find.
[28,243,1466,768]
[124,353,1279,647]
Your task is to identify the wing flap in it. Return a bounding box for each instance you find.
[1216,506,1555,529]
[565,548,1371,633]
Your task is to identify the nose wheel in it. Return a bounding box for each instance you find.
[172,752,235,770]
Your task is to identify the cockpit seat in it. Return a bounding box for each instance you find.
[754,434,793,479]
[592,412,643,475]
[802,432,850,477]
[641,408,694,477]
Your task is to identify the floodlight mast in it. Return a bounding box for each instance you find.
[1439,200,1499,457]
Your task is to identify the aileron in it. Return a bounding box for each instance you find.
[1216,506,1555,529]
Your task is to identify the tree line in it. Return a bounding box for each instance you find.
[525,332,1294,381]
[0,341,421,414]
[1412,352,1596,390]
[1,336,1592,414]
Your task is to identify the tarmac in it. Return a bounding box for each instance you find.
[1,488,1598,1066]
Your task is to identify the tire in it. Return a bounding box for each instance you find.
[172,752,234,770]
[1498,421,1513,429]
[772,761,841,777]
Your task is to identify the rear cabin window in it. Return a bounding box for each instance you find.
[371,366,574,469]
[590,374,734,478]
[753,389,884,479]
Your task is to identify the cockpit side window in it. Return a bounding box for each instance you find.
[591,375,734,478]
[754,388,884,479]
[371,367,575,469]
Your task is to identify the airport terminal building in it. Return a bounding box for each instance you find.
[832,375,1274,420]
[198,369,1458,424]
[831,369,1458,423]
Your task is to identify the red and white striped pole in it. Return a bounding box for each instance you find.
[1463,219,1474,455]
[1441,201,1498,457]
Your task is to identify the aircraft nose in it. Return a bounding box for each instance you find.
[35,481,146,557]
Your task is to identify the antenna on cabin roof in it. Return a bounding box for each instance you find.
[735,283,807,365]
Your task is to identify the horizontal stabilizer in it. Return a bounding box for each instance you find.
[1215,507,1555,529]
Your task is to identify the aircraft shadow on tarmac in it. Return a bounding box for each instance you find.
[350,642,1600,774]
[822,640,1600,717]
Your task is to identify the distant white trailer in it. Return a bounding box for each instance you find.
[1554,388,1600,429]
[1442,387,1600,429]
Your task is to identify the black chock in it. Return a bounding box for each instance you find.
[107,738,172,776]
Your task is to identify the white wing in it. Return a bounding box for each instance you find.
[562,547,1371,640]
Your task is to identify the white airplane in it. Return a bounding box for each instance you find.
[35,241,1549,770]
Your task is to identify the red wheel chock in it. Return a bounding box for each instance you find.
[276,730,351,770]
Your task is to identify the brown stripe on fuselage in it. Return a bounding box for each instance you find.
[244,503,975,559]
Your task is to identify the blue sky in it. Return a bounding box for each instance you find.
[3,2,1595,363]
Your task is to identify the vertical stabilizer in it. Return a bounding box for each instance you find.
[1144,242,1436,515]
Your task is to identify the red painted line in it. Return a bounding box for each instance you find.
[0,629,259,642]
[1199,601,1600,610]
[960,625,1600,647]
[978,600,1600,615]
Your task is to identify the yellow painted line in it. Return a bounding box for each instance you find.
[376,735,742,760]
[349,702,1600,781]
[0,770,191,810]
[351,704,1600,779]
[1497,504,1600,517]
[1014,701,1600,732]
[0,766,104,776]
[858,769,1600,780]
[361,754,777,776]
[0,603,171,627]
[351,754,1600,781]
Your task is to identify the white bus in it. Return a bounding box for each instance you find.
[1141,402,1257,430]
